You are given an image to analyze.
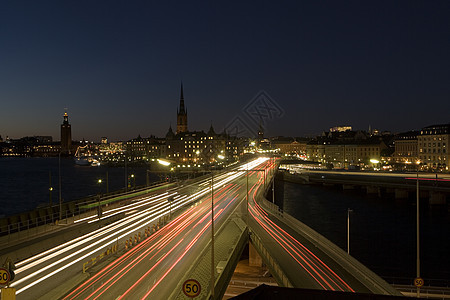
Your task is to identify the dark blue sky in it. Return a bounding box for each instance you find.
[1,1,449,141]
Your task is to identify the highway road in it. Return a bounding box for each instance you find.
[9,158,268,299]
[248,173,365,292]
[7,157,398,299]
[61,158,268,299]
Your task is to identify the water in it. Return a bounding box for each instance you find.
[0,157,160,217]
[278,180,450,284]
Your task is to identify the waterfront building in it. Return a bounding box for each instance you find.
[32,142,61,157]
[125,135,166,162]
[166,125,229,164]
[270,137,309,156]
[393,131,419,165]
[329,126,352,132]
[165,84,243,165]
[418,123,450,171]
[98,141,126,163]
[306,130,389,169]
[61,111,72,155]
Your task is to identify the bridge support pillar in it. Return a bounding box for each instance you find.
[366,186,378,195]
[342,184,355,190]
[249,242,263,267]
[395,189,408,199]
[385,188,395,195]
[420,190,429,198]
[429,192,446,205]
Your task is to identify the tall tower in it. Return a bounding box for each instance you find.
[61,111,72,155]
[257,118,264,140]
[176,83,188,134]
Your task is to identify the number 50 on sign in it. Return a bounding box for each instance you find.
[0,268,10,286]
[182,279,201,298]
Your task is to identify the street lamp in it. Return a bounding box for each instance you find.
[416,161,421,297]
[106,171,109,194]
[124,151,128,192]
[210,170,215,299]
[58,152,62,221]
[370,158,380,171]
[131,174,136,190]
[97,179,103,219]
[168,195,174,219]
[49,171,53,206]
[272,171,275,204]
[246,164,249,226]
[347,208,353,254]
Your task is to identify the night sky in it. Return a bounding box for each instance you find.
[1,1,449,142]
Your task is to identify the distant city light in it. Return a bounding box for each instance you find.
[157,159,171,166]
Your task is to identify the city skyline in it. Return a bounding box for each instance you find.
[1,1,450,141]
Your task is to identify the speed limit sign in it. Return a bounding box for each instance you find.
[414,277,424,287]
[182,279,201,298]
[0,268,10,286]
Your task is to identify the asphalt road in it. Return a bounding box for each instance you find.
[6,157,400,299]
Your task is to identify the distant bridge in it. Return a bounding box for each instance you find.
[281,168,450,205]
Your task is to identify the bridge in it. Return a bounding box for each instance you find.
[1,157,402,299]
[280,167,450,205]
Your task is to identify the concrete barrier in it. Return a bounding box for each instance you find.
[0,213,124,264]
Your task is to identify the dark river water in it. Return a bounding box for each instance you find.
[1,158,449,285]
[0,157,161,217]
[277,179,450,285]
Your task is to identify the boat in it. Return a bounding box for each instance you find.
[74,145,100,166]
[74,156,90,166]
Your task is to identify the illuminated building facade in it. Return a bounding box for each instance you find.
[418,123,449,171]
[125,135,166,161]
[393,131,418,164]
[306,131,388,169]
[166,85,242,165]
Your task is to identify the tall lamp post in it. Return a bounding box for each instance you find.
[58,152,62,221]
[272,169,275,204]
[347,208,353,254]
[49,171,53,206]
[246,165,249,225]
[106,171,109,194]
[97,179,103,219]
[131,174,136,190]
[210,171,215,300]
[124,151,128,192]
[416,161,421,297]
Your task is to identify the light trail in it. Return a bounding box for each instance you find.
[64,182,242,299]
[247,165,355,292]
[12,157,271,299]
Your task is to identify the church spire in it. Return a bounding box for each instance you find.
[179,82,185,114]
[176,82,188,134]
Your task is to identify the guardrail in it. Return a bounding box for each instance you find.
[0,179,178,244]
[249,230,293,288]
[257,188,402,295]
[0,209,75,245]
[83,242,119,273]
